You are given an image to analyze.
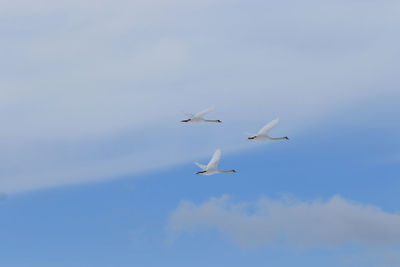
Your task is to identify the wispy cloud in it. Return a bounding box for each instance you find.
[1,0,399,193]
[167,195,400,248]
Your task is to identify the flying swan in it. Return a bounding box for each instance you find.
[181,107,221,123]
[195,149,236,175]
[248,118,289,141]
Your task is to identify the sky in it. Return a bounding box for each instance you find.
[0,0,400,266]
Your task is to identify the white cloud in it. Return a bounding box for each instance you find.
[166,195,400,248]
[0,0,399,193]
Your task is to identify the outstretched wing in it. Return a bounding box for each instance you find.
[206,149,221,171]
[183,112,194,118]
[194,107,214,118]
[194,162,207,170]
[257,118,280,135]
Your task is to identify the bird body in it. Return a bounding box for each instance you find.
[195,149,236,175]
[248,118,289,141]
[181,107,221,123]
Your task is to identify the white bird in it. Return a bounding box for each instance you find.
[181,107,222,123]
[195,149,236,175]
[248,118,289,141]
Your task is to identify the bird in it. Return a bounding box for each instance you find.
[195,149,236,175]
[248,118,289,141]
[181,107,222,123]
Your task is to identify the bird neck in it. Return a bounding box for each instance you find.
[220,170,236,173]
[204,119,221,123]
[269,136,289,140]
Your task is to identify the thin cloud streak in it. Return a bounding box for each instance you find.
[0,0,399,193]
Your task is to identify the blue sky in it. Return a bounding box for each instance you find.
[1,0,400,266]
[1,101,399,267]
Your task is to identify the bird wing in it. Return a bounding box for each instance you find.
[183,112,194,118]
[194,162,207,170]
[257,118,280,135]
[206,149,221,171]
[194,107,214,118]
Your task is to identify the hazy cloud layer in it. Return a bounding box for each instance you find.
[1,0,399,193]
[167,195,400,248]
